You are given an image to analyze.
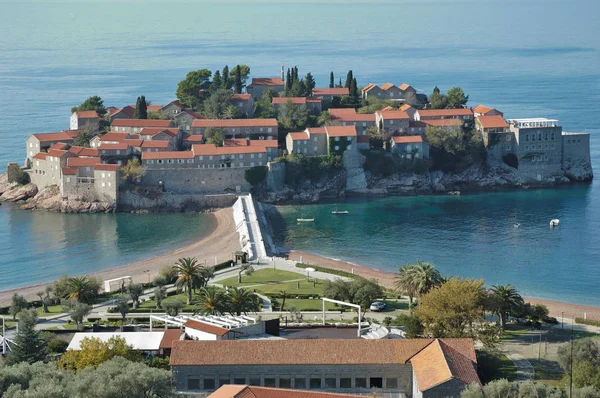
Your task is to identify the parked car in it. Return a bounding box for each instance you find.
[369,301,386,312]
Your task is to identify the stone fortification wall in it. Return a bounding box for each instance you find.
[266,161,284,191]
[142,168,251,195]
[119,191,237,211]
[563,133,591,164]
[233,196,254,258]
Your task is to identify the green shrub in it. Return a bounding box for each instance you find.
[281,154,342,186]
[295,263,356,279]
[576,317,600,327]
[244,166,268,186]
[214,260,234,272]
[48,338,69,354]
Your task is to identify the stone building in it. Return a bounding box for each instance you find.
[328,108,377,136]
[408,119,463,135]
[111,119,173,134]
[69,110,99,131]
[361,83,418,105]
[191,119,278,140]
[174,110,205,134]
[313,88,349,103]
[376,110,410,135]
[230,94,254,118]
[61,163,120,203]
[161,100,186,119]
[109,105,135,121]
[25,130,79,162]
[473,104,503,118]
[209,386,360,398]
[286,126,357,156]
[390,136,429,159]
[169,338,480,397]
[415,108,474,123]
[246,78,285,99]
[272,97,322,115]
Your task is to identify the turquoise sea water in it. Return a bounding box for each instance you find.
[0,0,599,302]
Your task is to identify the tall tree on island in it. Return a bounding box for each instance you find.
[344,70,354,89]
[329,71,335,88]
[489,284,524,328]
[350,77,359,99]
[337,78,343,88]
[446,87,469,108]
[305,72,316,97]
[222,65,230,89]
[6,309,47,365]
[175,69,212,110]
[234,64,243,94]
[211,70,222,92]
[134,96,148,119]
[71,96,107,117]
[230,64,251,90]
[286,69,292,91]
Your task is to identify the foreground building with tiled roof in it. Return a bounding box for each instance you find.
[209,385,362,398]
[361,83,419,105]
[191,119,278,140]
[246,77,285,99]
[170,338,480,397]
[286,126,357,156]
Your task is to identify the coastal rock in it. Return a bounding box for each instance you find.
[0,173,9,195]
[0,183,38,202]
[563,158,594,182]
[20,185,115,213]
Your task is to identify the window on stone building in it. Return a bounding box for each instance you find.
[102,182,105,187]
[295,376,307,389]
[355,378,367,388]
[545,133,548,140]
[218,377,229,388]
[386,378,398,389]
[324,376,336,389]
[264,377,276,387]
[578,139,581,143]
[268,128,272,133]
[108,182,111,187]
[340,378,351,389]
[187,377,200,390]
[531,134,535,141]
[551,133,555,140]
[233,377,246,385]
[506,145,510,151]
[203,378,215,390]
[249,377,261,386]
[370,377,383,389]
[66,177,71,183]
[538,133,542,141]
[309,376,322,389]
[334,146,339,151]
[551,144,555,149]
[279,376,291,388]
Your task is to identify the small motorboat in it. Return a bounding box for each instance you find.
[332,210,349,215]
[297,218,315,223]
[550,219,560,227]
[514,223,521,228]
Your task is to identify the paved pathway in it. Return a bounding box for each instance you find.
[504,351,535,381]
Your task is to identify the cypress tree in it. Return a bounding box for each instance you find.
[329,72,334,89]
[350,77,358,98]
[344,70,353,89]
[134,96,147,119]
[286,69,292,91]
[212,70,222,92]
[222,65,230,89]
[305,72,316,97]
[234,65,243,94]
[338,78,343,88]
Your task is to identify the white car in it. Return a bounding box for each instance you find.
[369,301,386,311]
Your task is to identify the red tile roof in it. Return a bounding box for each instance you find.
[393,135,423,144]
[69,146,99,157]
[49,142,69,151]
[141,140,170,149]
[248,78,285,87]
[417,108,473,118]
[142,151,195,160]
[381,83,396,91]
[32,131,78,142]
[99,143,129,150]
[32,153,47,160]
[223,138,277,148]
[47,149,70,158]
[399,83,413,91]
[159,329,183,350]
[111,119,172,128]
[329,108,376,123]
[75,110,99,119]
[381,106,393,112]
[176,110,205,119]
[476,115,509,129]
[106,106,119,116]
[378,110,410,120]
[62,167,78,175]
[67,157,101,167]
[192,119,278,128]
[209,385,361,398]
[312,88,349,96]
[289,132,309,141]
[122,139,144,147]
[184,135,204,143]
[473,104,498,115]
[184,320,230,336]
[410,339,480,392]
[112,106,136,118]
[170,339,433,366]
[130,104,163,113]
[326,125,357,137]
[399,104,414,112]
[307,127,327,135]
[272,97,308,105]
[231,94,252,101]
[361,83,376,93]
[140,128,179,137]
[94,164,119,171]
[191,144,267,156]
[101,132,131,142]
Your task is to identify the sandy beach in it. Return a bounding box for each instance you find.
[0,208,239,306]
[287,250,600,322]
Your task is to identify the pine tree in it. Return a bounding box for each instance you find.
[345,70,353,88]
[298,80,307,97]
[305,72,316,97]
[222,65,230,89]
[234,65,243,94]
[6,310,47,365]
[338,78,343,88]
[211,70,222,92]
[350,77,358,98]
[286,69,292,91]
[134,96,147,119]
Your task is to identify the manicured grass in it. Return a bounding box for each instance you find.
[476,350,518,383]
[219,269,308,286]
[279,299,339,312]
[218,269,327,297]
[381,300,409,311]
[35,304,64,317]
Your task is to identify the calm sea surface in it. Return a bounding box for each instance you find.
[0,0,599,302]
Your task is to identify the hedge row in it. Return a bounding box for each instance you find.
[295,263,357,279]
[214,260,234,272]
[576,317,600,327]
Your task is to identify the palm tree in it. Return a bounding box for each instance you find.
[395,265,418,306]
[279,290,288,311]
[410,261,443,297]
[174,257,203,305]
[194,286,226,316]
[227,287,259,316]
[198,266,216,289]
[67,276,96,304]
[490,284,524,328]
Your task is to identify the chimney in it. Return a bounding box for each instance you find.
[281,65,285,81]
[246,137,250,146]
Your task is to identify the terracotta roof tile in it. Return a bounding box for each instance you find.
[272,97,308,105]
[184,135,204,143]
[381,106,393,112]
[101,132,131,142]
[378,110,410,120]
[94,164,119,171]
[32,131,78,142]
[381,83,396,91]
[184,320,230,336]
[49,142,69,151]
[399,104,414,112]
[307,127,327,134]
[399,83,413,91]
[476,115,509,129]
[122,139,144,147]
[69,146,99,157]
[209,385,361,398]
[140,128,179,137]
[47,149,70,158]
[231,94,252,101]
[248,78,285,87]
[141,140,170,149]
[326,125,357,137]
[417,108,473,118]
[67,157,101,167]
[99,143,129,150]
[473,104,497,115]
[32,153,47,160]
[192,119,278,128]
[393,135,423,144]
[62,167,78,175]
[142,151,195,160]
[312,88,349,96]
[171,339,433,366]
[111,119,172,128]
[159,329,183,349]
[329,108,376,123]
[112,106,136,118]
[223,138,277,148]
[289,132,309,141]
[361,83,376,93]
[191,144,267,156]
[75,110,99,119]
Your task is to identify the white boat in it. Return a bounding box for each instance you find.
[550,219,560,227]
[332,210,349,215]
[297,218,314,223]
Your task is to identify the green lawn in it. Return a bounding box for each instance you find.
[218,269,327,296]
[477,350,518,383]
[219,269,309,286]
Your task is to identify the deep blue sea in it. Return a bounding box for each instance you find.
[1,0,599,303]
